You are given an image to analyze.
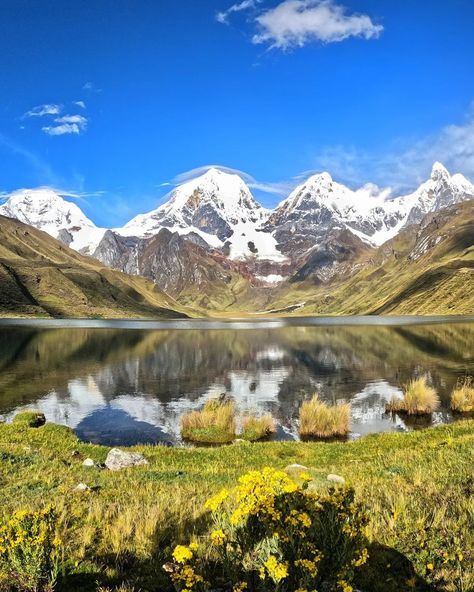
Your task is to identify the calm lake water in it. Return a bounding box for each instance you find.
[0,316,473,445]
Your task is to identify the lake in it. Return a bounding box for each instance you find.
[0,316,473,445]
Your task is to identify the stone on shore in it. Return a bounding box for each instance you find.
[105,447,149,471]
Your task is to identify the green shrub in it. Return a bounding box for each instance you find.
[299,395,350,439]
[451,377,474,413]
[168,467,368,592]
[0,507,61,591]
[12,411,46,428]
[386,376,439,415]
[181,399,236,444]
[240,414,276,441]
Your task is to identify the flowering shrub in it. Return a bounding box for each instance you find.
[168,467,368,592]
[0,507,61,591]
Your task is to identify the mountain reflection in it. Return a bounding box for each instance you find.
[0,320,472,445]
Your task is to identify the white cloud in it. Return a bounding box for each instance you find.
[55,114,88,126]
[83,81,102,93]
[42,114,88,137]
[216,0,261,24]
[42,124,81,136]
[313,105,474,191]
[168,164,293,197]
[253,0,383,49]
[22,104,62,119]
[74,100,86,109]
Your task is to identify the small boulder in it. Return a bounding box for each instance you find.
[285,463,309,472]
[74,482,91,492]
[327,474,345,484]
[82,458,95,467]
[105,448,149,471]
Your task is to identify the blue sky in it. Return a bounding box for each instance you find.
[1,0,474,226]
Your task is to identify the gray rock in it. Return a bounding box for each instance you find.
[285,463,309,472]
[82,458,95,467]
[74,482,91,491]
[105,448,149,471]
[327,474,345,484]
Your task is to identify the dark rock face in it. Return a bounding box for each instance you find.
[57,228,73,246]
[92,230,141,274]
[189,203,234,242]
[290,229,371,283]
[138,229,235,295]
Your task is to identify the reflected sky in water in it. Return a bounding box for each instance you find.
[0,317,472,445]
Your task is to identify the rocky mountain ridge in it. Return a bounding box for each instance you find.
[1,163,473,306]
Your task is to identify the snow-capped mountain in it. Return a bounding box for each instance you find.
[397,162,474,227]
[1,163,473,288]
[118,168,285,261]
[0,188,106,254]
[265,162,474,258]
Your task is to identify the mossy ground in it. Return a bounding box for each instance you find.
[0,420,472,591]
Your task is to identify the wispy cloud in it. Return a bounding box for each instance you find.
[74,100,86,109]
[83,81,102,93]
[22,103,63,119]
[253,0,383,49]
[216,0,261,24]
[42,114,88,136]
[167,164,294,197]
[0,132,57,184]
[313,103,474,192]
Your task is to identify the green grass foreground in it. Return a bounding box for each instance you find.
[0,420,473,592]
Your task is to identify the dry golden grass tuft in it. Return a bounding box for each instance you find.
[299,394,350,439]
[180,399,236,444]
[240,413,276,441]
[386,376,439,416]
[450,377,474,413]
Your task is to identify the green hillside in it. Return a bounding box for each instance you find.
[0,215,191,319]
[270,200,474,316]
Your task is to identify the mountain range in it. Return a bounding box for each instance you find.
[0,162,473,315]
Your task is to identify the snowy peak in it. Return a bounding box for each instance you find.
[0,188,91,230]
[0,188,106,254]
[164,167,266,226]
[400,163,474,226]
[119,168,284,261]
[431,161,449,181]
[121,168,267,239]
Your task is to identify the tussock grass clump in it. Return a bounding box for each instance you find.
[12,411,46,428]
[299,394,350,439]
[451,377,474,413]
[181,399,236,444]
[240,413,276,441]
[386,376,439,416]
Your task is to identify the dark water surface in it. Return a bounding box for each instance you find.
[0,316,473,445]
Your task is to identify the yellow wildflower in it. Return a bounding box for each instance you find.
[337,580,353,592]
[172,544,194,564]
[210,529,225,546]
[205,488,229,512]
[263,555,288,583]
[295,558,318,575]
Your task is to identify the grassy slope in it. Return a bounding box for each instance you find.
[270,201,474,316]
[0,215,192,319]
[0,419,472,591]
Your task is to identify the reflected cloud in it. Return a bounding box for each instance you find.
[0,321,472,444]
